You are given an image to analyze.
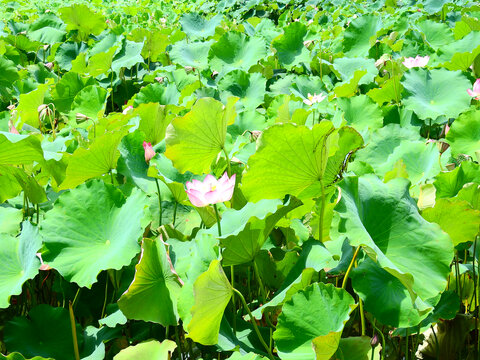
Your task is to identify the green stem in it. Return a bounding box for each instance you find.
[101,277,108,319]
[231,265,236,335]
[232,288,274,360]
[110,67,114,111]
[173,201,178,225]
[36,204,39,225]
[68,301,81,360]
[430,325,440,360]
[405,328,409,360]
[391,60,399,104]
[222,147,231,176]
[359,296,366,336]
[342,246,361,289]
[253,259,267,303]
[213,203,221,236]
[175,326,184,359]
[318,179,325,242]
[154,178,163,226]
[371,320,385,360]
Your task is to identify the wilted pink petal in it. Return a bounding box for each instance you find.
[8,120,19,134]
[122,106,133,115]
[45,62,54,70]
[402,55,429,69]
[185,172,236,207]
[467,79,480,100]
[143,141,155,163]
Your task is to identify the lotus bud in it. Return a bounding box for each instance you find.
[143,141,155,163]
[76,113,89,121]
[155,76,164,83]
[45,62,54,70]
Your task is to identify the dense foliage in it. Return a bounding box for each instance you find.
[0,0,480,359]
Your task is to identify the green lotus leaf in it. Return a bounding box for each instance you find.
[27,14,66,45]
[0,56,19,92]
[55,41,89,71]
[0,132,44,166]
[0,353,53,360]
[337,94,383,131]
[457,183,480,210]
[434,161,480,198]
[0,206,22,235]
[242,123,363,202]
[436,31,480,71]
[333,57,378,85]
[180,13,222,39]
[133,83,180,107]
[4,305,82,360]
[367,75,402,106]
[111,39,144,72]
[70,85,108,120]
[51,72,96,113]
[343,15,383,57]
[59,130,126,190]
[129,28,170,62]
[273,283,356,360]
[415,19,454,51]
[333,70,367,98]
[351,258,429,328]
[209,31,266,73]
[218,70,266,110]
[0,222,41,308]
[165,97,237,174]
[226,353,267,360]
[187,259,233,345]
[40,180,148,288]
[118,238,182,326]
[0,170,22,202]
[169,40,214,70]
[86,46,118,77]
[0,165,47,204]
[59,4,106,39]
[422,198,480,246]
[335,336,376,360]
[446,109,480,157]
[114,340,177,360]
[401,68,471,121]
[334,175,454,301]
[15,83,50,129]
[273,22,310,70]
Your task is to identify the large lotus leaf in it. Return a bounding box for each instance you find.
[86,46,117,77]
[401,68,471,121]
[118,238,182,326]
[436,32,480,71]
[0,353,52,360]
[114,340,176,360]
[180,13,222,38]
[457,183,480,210]
[187,259,233,345]
[0,207,22,235]
[0,222,41,308]
[59,4,106,39]
[4,305,81,360]
[422,198,480,246]
[434,161,480,198]
[333,57,378,86]
[111,39,144,72]
[218,70,266,110]
[133,83,180,107]
[273,283,356,360]
[15,83,50,128]
[55,41,89,71]
[343,15,383,57]
[165,97,237,174]
[0,165,47,204]
[0,132,44,165]
[209,32,266,73]
[242,123,363,202]
[40,180,148,288]
[334,175,453,301]
[367,75,403,106]
[352,258,429,328]
[333,70,367,98]
[0,56,19,90]
[59,130,126,190]
[213,198,301,265]
[273,22,310,70]
[337,95,383,131]
[415,19,454,51]
[446,110,480,157]
[70,85,108,120]
[335,337,377,360]
[27,14,66,44]
[51,72,96,113]
[0,170,22,203]
[133,29,169,62]
[169,40,213,70]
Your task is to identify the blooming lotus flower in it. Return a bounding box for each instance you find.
[143,141,155,163]
[303,93,327,106]
[467,79,480,100]
[186,172,236,207]
[402,55,429,69]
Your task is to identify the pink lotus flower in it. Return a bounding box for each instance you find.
[186,172,236,207]
[467,79,480,100]
[402,55,429,69]
[303,93,327,106]
[143,141,155,163]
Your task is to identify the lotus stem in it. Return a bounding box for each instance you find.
[154,178,163,226]
[173,201,178,225]
[232,287,274,360]
[213,203,221,236]
[253,259,267,303]
[318,178,325,242]
[342,246,361,289]
[68,301,80,360]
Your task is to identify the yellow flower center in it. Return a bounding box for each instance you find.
[210,185,217,191]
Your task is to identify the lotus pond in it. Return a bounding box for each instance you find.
[0,0,480,359]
